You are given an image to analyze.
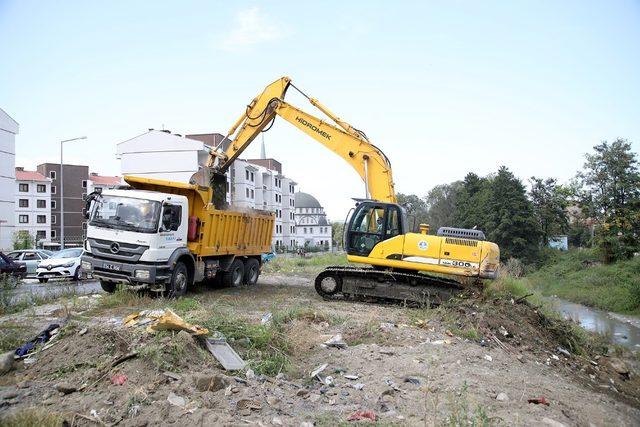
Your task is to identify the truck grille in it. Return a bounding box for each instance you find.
[88,238,149,262]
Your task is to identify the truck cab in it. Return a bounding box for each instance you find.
[82,188,193,296]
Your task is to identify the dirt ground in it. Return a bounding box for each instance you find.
[1,272,639,426]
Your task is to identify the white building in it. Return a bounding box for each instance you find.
[14,168,52,245]
[87,173,122,193]
[116,130,299,250]
[0,108,18,250]
[294,192,332,250]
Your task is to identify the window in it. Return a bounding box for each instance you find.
[37,215,46,224]
[36,230,46,240]
[161,204,182,231]
[303,227,307,234]
[19,215,28,223]
[52,215,56,224]
[23,252,39,261]
[51,230,57,239]
[19,183,28,192]
[82,180,87,188]
[94,186,102,192]
[37,200,46,208]
[50,171,56,180]
[52,200,56,209]
[250,189,254,199]
[246,188,250,198]
[19,199,28,208]
[250,172,254,182]
[310,227,314,234]
[245,170,249,180]
[51,186,56,194]
[37,184,46,193]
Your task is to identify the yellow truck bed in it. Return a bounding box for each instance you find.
[124,176,274,258]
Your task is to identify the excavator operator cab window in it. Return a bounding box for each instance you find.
[347,203,402,256]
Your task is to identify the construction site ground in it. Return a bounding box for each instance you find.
[1,269,639,426]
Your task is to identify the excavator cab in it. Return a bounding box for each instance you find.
[345,201,408,257]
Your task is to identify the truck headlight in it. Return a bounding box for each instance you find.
[135,270,150,279]
[81,261,92,271]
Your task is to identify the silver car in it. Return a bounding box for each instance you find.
[6,250,53,278]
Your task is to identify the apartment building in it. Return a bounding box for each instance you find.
[0,108,18,250]
[87,173,122,193]
[36,163,89,247]
[14,168,52,244]
[118,130,301,249]
[294,192,332,249]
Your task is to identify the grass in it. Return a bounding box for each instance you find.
[441,383,493,427]
[263,253,349,276]
[0,321,34,353]
[0,408,64,427]
[524,249,640,315]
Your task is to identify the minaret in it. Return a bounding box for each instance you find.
[260,134,266,159]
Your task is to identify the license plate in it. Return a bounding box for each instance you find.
[103,263,121,271]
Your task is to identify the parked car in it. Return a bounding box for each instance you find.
[6,250,53,277]
[0,251,27,281]
[35,248,84,283]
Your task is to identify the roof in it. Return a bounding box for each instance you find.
[295,192,322,208]
[16,170,49,182]
[318,217,328,226]
[89,175,121,186]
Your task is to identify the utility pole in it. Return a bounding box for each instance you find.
[60,136,86,249]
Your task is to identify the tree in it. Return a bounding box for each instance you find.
[396,193,429,231]
[529,177,569,246]
[331,222,344,249]
[453,172,491,231]
[485,167,540,262]
[578,138,640,261]
[424,182,462,231]
[13,231,34,250]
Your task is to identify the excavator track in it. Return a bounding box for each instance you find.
[314,266,463,306]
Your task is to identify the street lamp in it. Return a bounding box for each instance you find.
[60,136,87,249]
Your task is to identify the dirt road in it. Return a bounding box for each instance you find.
[0,273,638,426]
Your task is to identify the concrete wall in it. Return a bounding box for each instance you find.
[15,177,52,244]
[0,108,18,250]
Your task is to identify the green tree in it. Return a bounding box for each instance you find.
[331,222,345,249]
[453,173,491,231]
[12,231,34,250]
[396,193,429,231]
[424,181,462,231]
[578,138,640,261]
[485,167,540,262]
[529,177,569,246]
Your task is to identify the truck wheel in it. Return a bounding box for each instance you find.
[222,259,244,287]
[244,258,260,286]
[167,262,188,298]
[100,280,117,293]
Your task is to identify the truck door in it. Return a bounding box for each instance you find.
[158,202,188,258]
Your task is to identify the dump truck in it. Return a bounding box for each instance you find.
[81,176,274,297]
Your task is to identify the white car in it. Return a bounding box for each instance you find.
[36,248,84,283]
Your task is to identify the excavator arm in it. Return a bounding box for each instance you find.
[211,77,396,203]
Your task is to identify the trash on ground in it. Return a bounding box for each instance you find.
[245,368,256,380]
[205,338,246,370]
[528,396,550,406]
[79,327,88,336]
[261,312,273,324]
[403,376,421,385]
[343,374,359,380]
[496,392,509,401]
[311,363,328,379]
[352,383,365,390]
[110,373,127,385]
[483,354,493,362]
[15,323,60,358]
[347,410,377,422]
[499,326,509,337]
[380,322,395,331]
[163,371,181,381]
[324,376,334,386]
[167,392,186,407]
[324,334,347,349]
[124,309,208,335]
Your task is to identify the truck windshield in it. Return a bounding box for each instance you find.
[90,195,161,233]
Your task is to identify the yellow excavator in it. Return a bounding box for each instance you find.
[206,77,500,303]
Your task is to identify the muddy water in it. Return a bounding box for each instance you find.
[548,297,640,350]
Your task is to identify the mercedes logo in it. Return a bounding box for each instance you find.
[110,242,120,254]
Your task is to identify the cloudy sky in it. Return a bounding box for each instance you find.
[1,1,638,220]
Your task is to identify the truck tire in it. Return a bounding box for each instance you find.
[222,259,244,288]
[100,280,117,293]
[244,258,260,286]
[167,262,188,298]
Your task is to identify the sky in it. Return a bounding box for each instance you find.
[1,0,639,221]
